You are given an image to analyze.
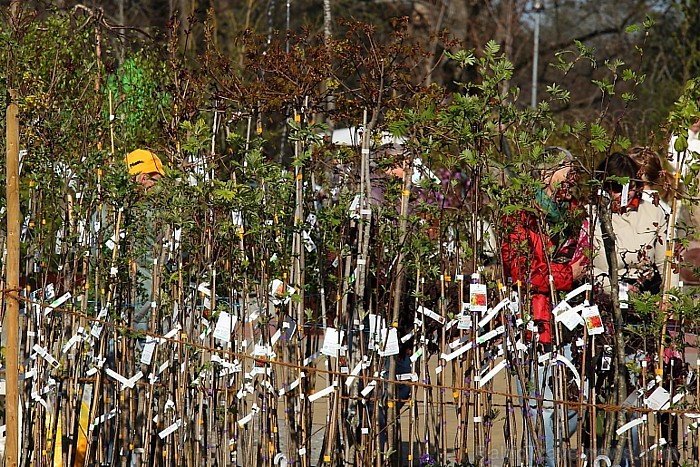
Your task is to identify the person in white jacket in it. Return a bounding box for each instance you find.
[592,152,668,295]
[668,120,700,286]
[668,118,700,175]
[628,146,682,288]
[629,146,674,215]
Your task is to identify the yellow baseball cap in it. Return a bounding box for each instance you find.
[125,149,165,176]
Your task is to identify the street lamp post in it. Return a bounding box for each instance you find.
[531,1,544,109]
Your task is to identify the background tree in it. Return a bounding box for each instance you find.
[4,0,697,145]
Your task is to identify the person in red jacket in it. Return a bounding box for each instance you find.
[501,150,588,344]
[501,149,589,467]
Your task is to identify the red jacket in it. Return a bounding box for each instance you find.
[501,213,574,343]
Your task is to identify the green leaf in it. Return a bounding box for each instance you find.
[445,49,476,68]
[675,136,689,153]
[546,83,571,102]
[606,175,630,186]
[621,92,637,104]
[484,40,501,56]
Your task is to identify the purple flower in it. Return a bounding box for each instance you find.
[419,453,435,466]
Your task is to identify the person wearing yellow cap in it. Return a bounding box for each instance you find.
[125,149,165,190]
[123,149,167,329]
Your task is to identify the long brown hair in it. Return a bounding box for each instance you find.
[628,146,674,203]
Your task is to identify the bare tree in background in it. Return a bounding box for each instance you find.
[2,0,696,144]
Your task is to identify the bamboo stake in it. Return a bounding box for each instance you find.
[22,180,39,463]
[658,153,684,385]
[388,133,414,465]
[438,273,447,464]
[407,266,421,465]
[84,207,122,467]
[419,276,430,460]
[290,106,310,467]
[503,303,519,467]
[552,320,566,467]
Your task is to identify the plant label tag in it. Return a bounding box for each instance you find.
[469,283,487,312]
[621,182,630,206]
[416,306,445,325]
[320,327,344,357]
[213,311,238,343]
[555,303,585,331]
[141,337,158,365]
[645,386,670,410]
[367,314,385,350]
[619,283,629,309]
[582,305,604,335]
[378,328,399,356]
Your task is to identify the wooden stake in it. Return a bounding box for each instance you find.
[5,84,21,467]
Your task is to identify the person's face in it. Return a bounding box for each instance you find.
[136,171,163,191]
[691,118,700,134]
[610,185,638,213]
[544,165,578,201]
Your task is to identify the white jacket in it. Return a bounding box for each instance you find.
[591,199,668,292]
[668,127,700,175]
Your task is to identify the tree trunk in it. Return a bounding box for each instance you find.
[598,201,629,466]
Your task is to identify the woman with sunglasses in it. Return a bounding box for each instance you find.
[587,152,670,465]
[592,152,668,295]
